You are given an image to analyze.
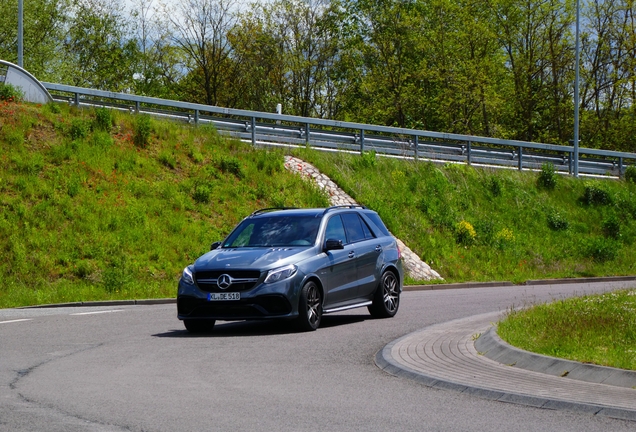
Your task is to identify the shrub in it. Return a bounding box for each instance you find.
[355,150,377,168]
[537,163,557,190]
[69,118,91,140]
[218,156,244,179]
[158,150,176,169]
[547,211,569,231]
[455,220,476,245]
[94,107,113,131]
[193,184,211,204]
[581,182,612,206]
[584,237,619,262]
[487,176,503,197]
[133,114,152,148]
[0,83,24,102]
[494,228,515,249]
[624,166,636,184]
[602,214,621,239]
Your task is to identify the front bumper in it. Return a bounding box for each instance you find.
[177,277,300,321]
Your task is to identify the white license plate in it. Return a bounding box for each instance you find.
[208,292,240,301]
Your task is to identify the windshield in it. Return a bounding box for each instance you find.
[223,215,321,248]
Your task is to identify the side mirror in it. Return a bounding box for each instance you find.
[210,241,221,251]
[325,238,344,251]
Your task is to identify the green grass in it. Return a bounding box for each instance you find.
[295,148,636,284]
[0,101,328,308]
[497,289,636,370]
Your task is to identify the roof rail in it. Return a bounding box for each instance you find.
[250,207,299,216]
[322,205,367,215]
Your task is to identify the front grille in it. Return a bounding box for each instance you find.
[194,270,262,293]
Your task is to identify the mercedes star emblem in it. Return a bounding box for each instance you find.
[217,274,232,289]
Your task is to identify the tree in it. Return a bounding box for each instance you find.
[63,0,138,91]
[0,0,69,80]
[163,0,237,106]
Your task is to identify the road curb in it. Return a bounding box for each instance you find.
[17,298,175,309]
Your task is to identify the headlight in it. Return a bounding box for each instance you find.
[182,266,195,285]
[264,264,297,284]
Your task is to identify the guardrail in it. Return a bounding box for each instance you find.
[42,82,636,178]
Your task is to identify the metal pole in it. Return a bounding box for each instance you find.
[18,0,23,67]
[573,0,580,177]
[360,129,365,153]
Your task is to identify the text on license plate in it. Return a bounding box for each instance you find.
[208,292,240,301]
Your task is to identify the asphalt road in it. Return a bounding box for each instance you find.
[1,281,635,432]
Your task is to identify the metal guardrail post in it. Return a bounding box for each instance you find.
[414,135,419,161]
[569,152,573,174]
[360,129,365,153]
[467,141,472,165]
[619,157,623,177]
[305,123,310,146]
[518,146,523,171]
[194,109,199,125]
[135,101,140,114]
[251,117,256,145]
[74,92,79,107]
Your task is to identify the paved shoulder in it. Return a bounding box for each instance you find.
[376,312,636,421]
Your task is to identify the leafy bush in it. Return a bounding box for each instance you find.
[584,237,619,262]
[133,114,152,148]
[69,118,91,140]
[0,83,24,102]
[487,176,503,197]
[158,150,176,169]
[581,182,612,206]
[547,211,569,231]
[537,163,557,190]
[602,214,621,239]
[94,107,113,131]
[193,184,211,204]
[625,166,636,184]
[218,156,244,179]
[494,228,515,249]
[355,150,377,168]
[455,220,476,245]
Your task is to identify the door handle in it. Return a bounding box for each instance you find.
[375,245,382,252]
[348,251,355,259]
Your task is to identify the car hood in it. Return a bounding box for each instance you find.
[194,247,310,270]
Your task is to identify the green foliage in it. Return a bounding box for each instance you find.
[498,290,636,370]
[486,176,503,197]
[133,114,152,148]
[547,211,569,231]
[584,237,619,262]
[69,118,91,140]
[581,182,612,206]
[94,107,114,131]
[624,166,636,184]
[455,220,476,246]
[537,163,558,190]
[0,83,24,102]
[217,156,244,179]
[602,213,621,239]
[0,103,329,308]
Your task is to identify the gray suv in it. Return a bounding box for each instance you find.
[177,206,403,332]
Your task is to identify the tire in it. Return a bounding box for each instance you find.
[296,281,322,331]
[368,271,400,318]
[183,319,216,333]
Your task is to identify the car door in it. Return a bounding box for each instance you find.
[341,213,380,298]
[319,215,358,306]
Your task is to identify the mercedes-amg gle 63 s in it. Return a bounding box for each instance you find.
[177,206,403,333]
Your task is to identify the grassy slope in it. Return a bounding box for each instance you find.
[295,148,636,283]
[1,101,636,308]
[0,102,328,308]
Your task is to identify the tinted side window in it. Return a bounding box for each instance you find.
[364,212,391,237]
[325,215,346,243]
[360,218,375,239]
[342,213,366,243]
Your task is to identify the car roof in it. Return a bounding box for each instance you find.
[248,205,369,219]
